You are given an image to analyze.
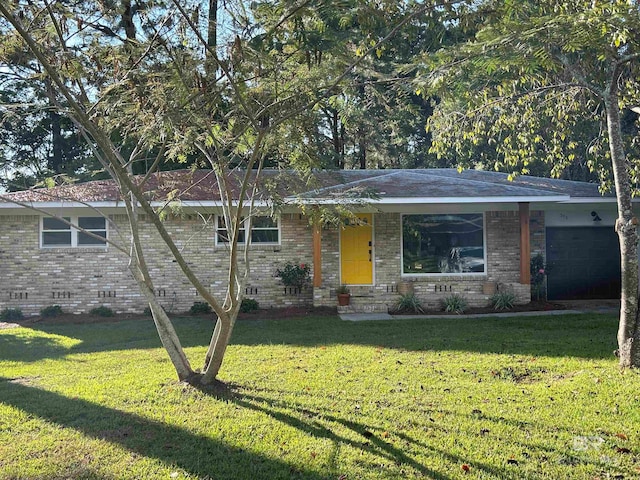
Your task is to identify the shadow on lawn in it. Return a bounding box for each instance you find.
[7,312,619,362]
[0,317,212,362]
[0,377,330,480]
[232,313,619,360]
[206,384,544,480]
[0,331,72,363]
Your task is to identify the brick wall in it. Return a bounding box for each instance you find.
[530,210,545,257]
[0,208,538,316]
[0,212,315,316]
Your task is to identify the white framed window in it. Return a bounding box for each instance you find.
[41,216,107,248]
[215,215,279,245]
[401,213,485,275]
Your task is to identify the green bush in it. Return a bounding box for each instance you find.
[89,305,114,317]
[0,308,24,321]
[240,298,259,313]
[275,262,311,289]
[441,294,468,314]
[40,305,63,318]
[530,253,548,300]
[392,293,425,314]
[490,291,517,311]
[189,301,212,315]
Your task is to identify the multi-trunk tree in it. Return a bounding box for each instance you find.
[0,0,443,383]
[420,0,640,367]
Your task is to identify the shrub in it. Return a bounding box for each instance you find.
[490,291,517,311]
[40,305,63,318]
[240,298,259,313]
[336,284,350,295]
[90,305,114,317]
[275,262,311,289]
[392,293,425,314]
[530,253,548,300]
[441,294,468,314]
[0,308,24,321]
[189,301,212,315]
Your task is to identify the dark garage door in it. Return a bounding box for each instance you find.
[546,227,620,300]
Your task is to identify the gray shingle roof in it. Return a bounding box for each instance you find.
[0,168,608,205]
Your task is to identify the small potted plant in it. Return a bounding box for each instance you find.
[336,285,351,306]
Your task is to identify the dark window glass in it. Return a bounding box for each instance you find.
[251,229,279,243]
[43,217,70,230]
[78,231,107,245]
[78,217,106,230]
[42,232,72,246]
[402,214,484,274]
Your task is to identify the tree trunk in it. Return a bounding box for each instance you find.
[45,78,63,173]
[358,134,366,169]
[200,310,236,384]
[129,264,195,380]
[604,93,640,368]
[49,109,63,173]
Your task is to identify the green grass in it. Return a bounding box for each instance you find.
[1,313,639,479]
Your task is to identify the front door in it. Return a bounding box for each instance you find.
[340,213,373,284]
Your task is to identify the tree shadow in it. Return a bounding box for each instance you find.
[0,330,72,362]
[232,313,619,360]
[8,312,618,363]
[0,377,331,480]
[2,316,213,362]
[202,383,546,480]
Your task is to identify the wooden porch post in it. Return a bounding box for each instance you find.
[312,220,322,287]
[519,202,531,285]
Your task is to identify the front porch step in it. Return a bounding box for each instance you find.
[338,303,389,314]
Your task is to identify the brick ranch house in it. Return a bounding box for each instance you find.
[0,169,624,316]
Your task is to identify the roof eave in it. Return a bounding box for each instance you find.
[559,197,626,204]
[291,195,571,205]
[0,199,273,209]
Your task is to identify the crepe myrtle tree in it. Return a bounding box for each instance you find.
[419,0,640,367]
[0,0,446,384]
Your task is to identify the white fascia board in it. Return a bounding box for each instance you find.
[0,200,271,210]
[0,200,121,209]
[168,200,271,208]
[559,197,624,204]
[290,195,570,205]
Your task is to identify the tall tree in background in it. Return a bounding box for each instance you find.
[420,0,640,367]
[255,1,466,170]
[0,43,95,190]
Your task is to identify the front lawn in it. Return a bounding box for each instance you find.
[1,313,638,479]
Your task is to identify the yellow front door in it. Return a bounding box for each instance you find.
[340,213,373,285]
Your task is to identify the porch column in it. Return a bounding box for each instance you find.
[519,202,531,284]
[312,220,322,287]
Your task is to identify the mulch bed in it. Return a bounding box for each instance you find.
[10,306,339,326]
[391,300,567,316]
[5,302,572,326]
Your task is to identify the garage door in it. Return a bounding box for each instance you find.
[546,227,620,300]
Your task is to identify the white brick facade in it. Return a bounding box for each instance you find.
[0,209,533,316]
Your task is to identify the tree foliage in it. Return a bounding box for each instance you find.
[418,0,640,367]
[422,0,640,185]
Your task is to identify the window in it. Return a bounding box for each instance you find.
[41,216,107,248]
[216,216,245,244]
[215,215,279,245]
[402,214,485,275]
[249,216,279,243]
